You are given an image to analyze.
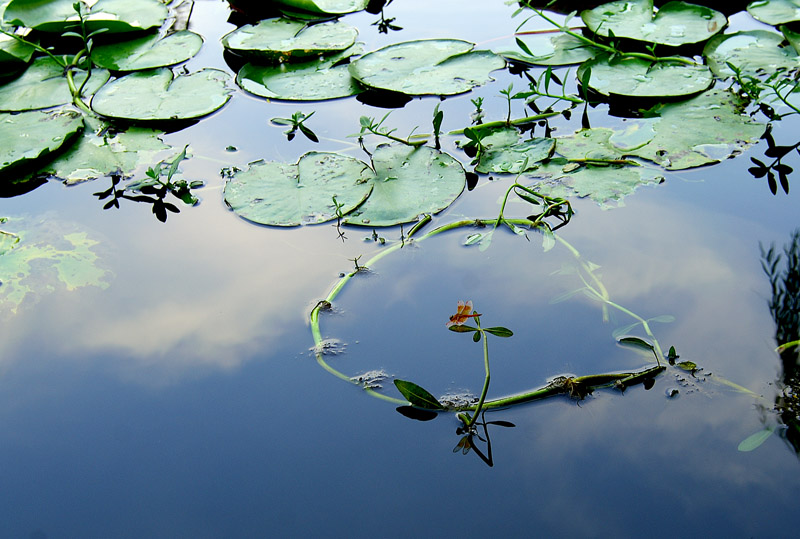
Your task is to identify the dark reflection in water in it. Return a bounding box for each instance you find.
[762,229,800,453]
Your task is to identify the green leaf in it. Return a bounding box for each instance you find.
[264,0,369,15]
[474,127,555,174]
[91,31,204,72]
[90,68,232,121]
[748,0,800,25]
[472,331,482,342]
[737,427,774,452]
[236,45,364,101]
[448,324,478,332]
[577,54,713,98]
[222,18,357,61]
[676,360,697,371]
[394,379,445,410]
[704,30,800,78]
[0,56,109,112]
[484,326,514,338]
[343,144,466,227]
[3,0,168,34]
[223,152,374,227]
[0,31,35,75]
[581,0,726,47]
[349,39,505,96]
[0,107,83,178]
[618,336,655,351]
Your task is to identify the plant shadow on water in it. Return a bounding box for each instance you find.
[1,0,800,536]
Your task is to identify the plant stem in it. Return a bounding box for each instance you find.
[448,111,563,135]
[465,319,491,428]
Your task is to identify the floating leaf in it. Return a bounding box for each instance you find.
[501,33,595,66]
[581,0,726,46]
[0,107,83,177]
[236,45,364,101]
[3,0,168,34]
[577,54,713,98]
[223,152,374,227]
[222,18,357,61]
[475,128,555,174]
[618,336,656,351]
[91,31,204,72]
[395,406,438,421]
[0,56,109,111]
[343,144,466,227]
[90,68,232,121]
[268,0,369,15]
[704,30,800,78]
[394,379,445,410]
[0,30,34,75]
[349,39,505,96]
[676,360,697,371]
[38,120,170,184]
[737,427,774,451]
[747,0,800,25]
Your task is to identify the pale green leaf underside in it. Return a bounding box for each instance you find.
[704,30,800,78]
[747,0,800,25]
[270,0,369,15]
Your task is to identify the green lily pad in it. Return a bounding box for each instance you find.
[501,33,596,66]
[581,0,726,47]
[349,39,505,96]
[268,0,369,15]
[555,90,764,170]
[223,152,374,227]
[0,56,109,111]
[527,160,664,209]
[0,30,34,75]
[91,31,204,72]
[38,119,170,184]
[236,45,364,100]
[747,0,800,25]
[577,54,713,98]
[3,0,168,34]
[0,218,112,315]
[474,127,555,174]
[222,18,357,62]
[0,107,83,177]
[343,144,466,227]
[704,30,800,78]
[90,68,232,122]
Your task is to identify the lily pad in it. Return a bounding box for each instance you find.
[3,0,168,34]
[38,120,170,184]
[577,54,713,98]
[222,18,357,62]
[704,30,800,78]
[747,0,800,25]
[236,46,364,101]
[0,30,34,75]
[0,107,83,177]
[0,218,112,315]
[223,152,374,227]
[272,0,368,14]
[91,31,204,72]
[90,68,232,122]
[0,56,109,111]
[349,39,505,96]
[502,33,596,66]
[474,127,555,174]
[581,0,726,47]
[527,160,664,209]
[343,144,466,227]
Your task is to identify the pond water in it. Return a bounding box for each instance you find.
[1,0,800,537]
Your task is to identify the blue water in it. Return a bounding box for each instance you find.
[1,1,799,537]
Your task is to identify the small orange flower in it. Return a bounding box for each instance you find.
[446,300,481,328]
